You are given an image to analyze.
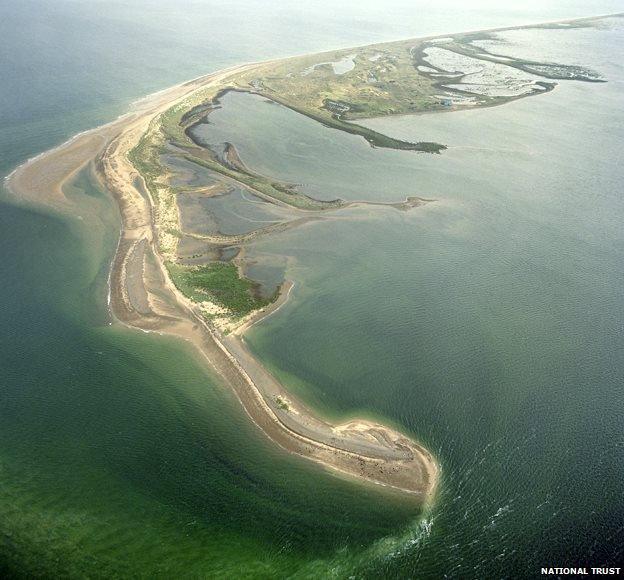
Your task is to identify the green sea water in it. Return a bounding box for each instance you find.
[1,1,622,578]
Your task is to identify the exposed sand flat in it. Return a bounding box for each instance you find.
[7,123,121,207]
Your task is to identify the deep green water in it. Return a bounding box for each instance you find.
[1,1,622,578]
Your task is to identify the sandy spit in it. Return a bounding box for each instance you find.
[5,60,446,500]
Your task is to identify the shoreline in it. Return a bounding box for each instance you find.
[7,13,619,499]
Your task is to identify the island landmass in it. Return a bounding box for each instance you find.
[6,14,619,500]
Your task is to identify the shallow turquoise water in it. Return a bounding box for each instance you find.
[1,1,622,578]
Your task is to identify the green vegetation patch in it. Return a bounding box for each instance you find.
[275,396,290,411]
[167,261,273,317]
